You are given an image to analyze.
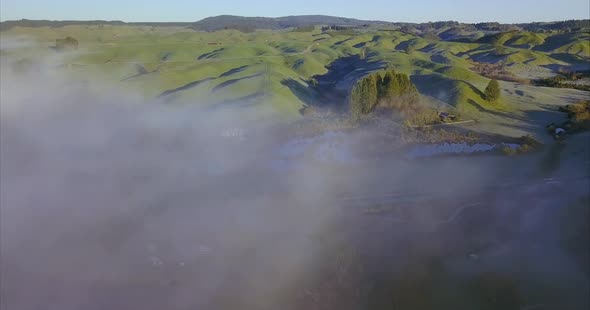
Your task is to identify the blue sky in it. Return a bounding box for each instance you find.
[1,0,588,23]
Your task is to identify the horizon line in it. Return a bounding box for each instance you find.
[1,15,589,25]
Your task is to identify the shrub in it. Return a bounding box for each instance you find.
[406,109,441,126]
[516,144,532,154]
[501,146,517,156]
[518,135,542,148]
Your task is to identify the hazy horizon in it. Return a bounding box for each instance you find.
[1,0,589,23]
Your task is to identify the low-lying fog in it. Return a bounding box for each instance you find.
[1,39,588,310]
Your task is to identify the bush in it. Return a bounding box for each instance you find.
[518,135,543,150]
[501,146,517,156]
[308,78,318,88]
[564,100,590,130]
[471,62,529,84]
[499,136,542,156]
[534,71,590,92]
[516,144,532,154]
[404,108,441,126]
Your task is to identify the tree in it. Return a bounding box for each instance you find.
[381,69,397,98]
[485,79,501,102]
[405,44,416,55]
[376,74,384,98]
[365,74,379,112]
[359,47,368,60]
[309,78,318,88]
[493,43,507,56]
[350,74,379,118]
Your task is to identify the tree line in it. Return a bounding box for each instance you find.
[350,68,419,119]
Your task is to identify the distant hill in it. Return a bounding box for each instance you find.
[1,16,588,34]
[0,15,384,32]
[189,15,385,31]
[0,19,192,31]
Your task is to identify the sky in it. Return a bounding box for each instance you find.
[1,0,589,23]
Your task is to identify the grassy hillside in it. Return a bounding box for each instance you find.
[2,24,588,135]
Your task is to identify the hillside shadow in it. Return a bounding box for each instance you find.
[314,54,385,88]
[121,64,157,81]
[207,92,264,110]
[532,34,577,53]
[219,65,249,77]
[430,54,451,64]
[418,43,437,53]
[492,108,566,139]
[394,40,412,51]
[549,53,588,64]
[333,37,353,46]
[158,77,214,98]
[319,55,386,107]
[543,53,590,72]
[281,78,316,107]
[463,82,486,101]
[211,73,263,92]
[466,99,532,122]
[160,52,173,62]
[280,47,298,53]
[411,74,455,102]
[455,45,491,57]
[121,71,156,81]
[198,48,224,60]
[282,55,386,110]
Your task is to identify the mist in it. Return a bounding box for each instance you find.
[1,38,588,310]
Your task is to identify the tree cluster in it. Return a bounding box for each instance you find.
[55,37,78,51]
[293,25,315,32]
[223,25,256,32]
[534,70,590,92]
[350,68,419,119]
[321,25,353,31]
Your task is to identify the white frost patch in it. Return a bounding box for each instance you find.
[406,142,520,159]
[274,131,357,170]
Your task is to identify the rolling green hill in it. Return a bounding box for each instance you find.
[2,22,589,135]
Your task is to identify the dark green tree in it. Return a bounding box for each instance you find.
[350,82,363,120]
[365,74,379,112]
[360,47,368,60]
[485,79,501,102]
[376,74,384,98]
[381,69,397,98]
